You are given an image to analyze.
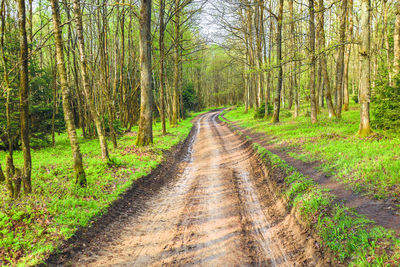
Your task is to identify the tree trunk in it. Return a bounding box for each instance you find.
[73,0,110,161]
[159,0,166,135]
[358,0,372,136]
[317,0,336,118]
[272,0,284,123]
[0,164,5,182]
[394,1,400,77]
[343,0,353,110]
[335,0,347,118]
[172,0,180,126]
[309,0,318,124]
[136,0,153,146]
[50,0,87,186]
[17,0,32,194]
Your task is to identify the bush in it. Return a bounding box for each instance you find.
[254,103,273,119]
[372,77,400,131]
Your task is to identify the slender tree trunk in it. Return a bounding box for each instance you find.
[358,0,372,136]
[317,0,336,118]
[309,0,317,124]
[172,0,180,125]
[73,0,110,160]
[394,1,400,77]
[17,0,32,194]
[344,0,353,110]
[136,0,153,146]
[159,0,166,134]
[272,0,284,123]
[383,0,391,85]
[50,0,86,186]
[335,0,347,118]
[51,63,57,146]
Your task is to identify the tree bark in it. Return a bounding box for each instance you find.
[309,0,317,124]
[335,0,347,118]
[272,0,284,123]
[317,0,336,118]
[17,0,32,194]
[394,1,400,77]
[172,0,180,126]
[50,0,87,186]
[358,0,372,136]
[136,0,153,146]
[343,0,353,110]
[73,0,110,160]
[159,0,166,135]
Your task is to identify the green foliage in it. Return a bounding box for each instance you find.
[372,77,400,131]
[182,82,200,112]
[253,102,273,119]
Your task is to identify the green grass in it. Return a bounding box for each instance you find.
[223,105,400,201]
[0,112,202,266]
[222,116,400,265]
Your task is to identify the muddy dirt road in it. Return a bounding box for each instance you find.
[69,111,325,266]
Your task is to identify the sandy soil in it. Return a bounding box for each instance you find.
[56,111,327,267]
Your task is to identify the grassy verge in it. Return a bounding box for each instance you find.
[0,112,202,266]
[223,106,400,201]
[220,111,400,266]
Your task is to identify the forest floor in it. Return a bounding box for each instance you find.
[46,111,330,266]
[0,112,201,266]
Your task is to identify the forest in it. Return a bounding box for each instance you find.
[0,0,399,265]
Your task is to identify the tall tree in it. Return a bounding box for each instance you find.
[343,0,353,110]
[317,0,336,118]
[172,0,180,126]
[159,0,167,135]
[50,0,87,185]
[335,0,347,118]
[73,0,110,161]
[271,0,284,123]
[394,1,400,77]
[309,0,318,124]
[136,0,154,146]
[17,0,32,194]
[358,0,372,136]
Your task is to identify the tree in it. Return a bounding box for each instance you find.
[271,0,283,123]
[136,0,154,146]
[335,0,347,118]
[172,0,181,126]
[316,0,336,118]
[394,1,400,77]
[159,0,167,135]
[309,0,317,124]
[358,0,372,136]
[50,0,87,185]
[17,0,32,194]
[73,0,110,161]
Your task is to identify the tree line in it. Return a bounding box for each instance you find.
[207,0,400,134]
[0,0,207,197]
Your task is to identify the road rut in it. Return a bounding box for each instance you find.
[70,111,325,266]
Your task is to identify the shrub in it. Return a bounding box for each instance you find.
[372,77,400,131]
[254,102,273,119]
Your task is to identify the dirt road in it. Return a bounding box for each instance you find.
[69,111,325,266]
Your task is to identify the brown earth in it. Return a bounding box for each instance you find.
[220,112,400,234]
[45,111,330,266]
